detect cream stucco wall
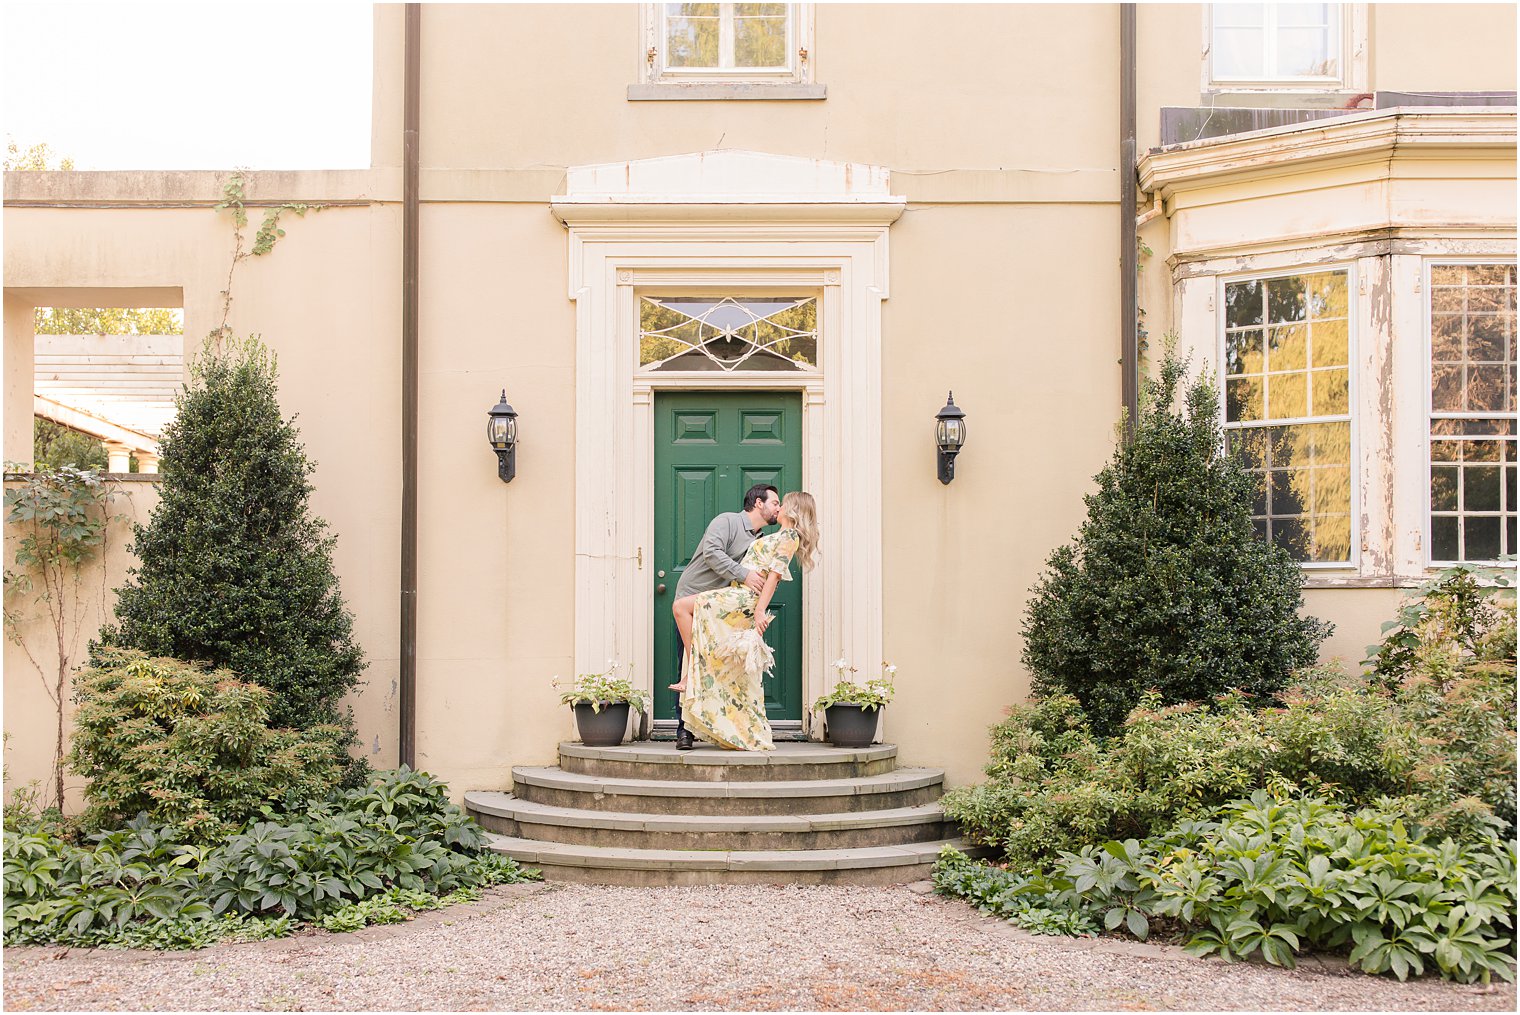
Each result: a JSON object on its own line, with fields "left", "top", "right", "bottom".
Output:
{"left": 371, "top": 3, "right": 1121, "bottom": 173}
{"left": 4, "top": 4, "right": 1515, "bottom": 806}
{"left": 1370, "top": 4, "right": 1518, "bottom": 92}
{"left": 4, "top": 178, "right": 403, "bottom": 782}
{"left": 882, "top": 202, "right": 1119, "bottom": 782}
{"left": 411, "top": 201, "right": 578, "bottom": 786}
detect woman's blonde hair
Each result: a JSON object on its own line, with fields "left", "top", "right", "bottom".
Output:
{"left": 781, "top": 491, "right": 818, "bottom": 571}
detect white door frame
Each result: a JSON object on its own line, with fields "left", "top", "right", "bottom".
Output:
{"left": 551, "top": 152, "right": 905, "bottom": 736}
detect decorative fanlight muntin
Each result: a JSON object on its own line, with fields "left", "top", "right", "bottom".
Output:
{"left": 638, "top": 295, "right": 818, "bottom": 372}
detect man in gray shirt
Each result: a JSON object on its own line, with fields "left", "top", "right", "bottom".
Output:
{"left": 671, "top": 483, "right": 780, "bottom": 750}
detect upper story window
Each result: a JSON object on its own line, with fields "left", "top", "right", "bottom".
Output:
{"left": 662, "top": 4, "right": 789, "bottom": 74}
{"left": 1222, "top": 268, "right": 1354, "bottom": 565}
{"left": 638, "top": 3, "right": 817, "bottom": 94}
{"left": 1208, "top": 3, "right": 1357, "bottom": 89}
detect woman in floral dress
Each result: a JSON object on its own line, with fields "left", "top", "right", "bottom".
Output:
{"left": 668, "top": 491, "right": 818, "bottom": 751}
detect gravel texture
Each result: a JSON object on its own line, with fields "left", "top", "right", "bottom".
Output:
{"left": 5, "top": 881, "right": 1515, "bottom": 1012}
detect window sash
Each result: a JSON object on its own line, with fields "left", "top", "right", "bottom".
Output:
{"left": 1211, "top": 3, "right": 1345, "bottom": 85}
{"left": 1425, "top": 260, "right": 1519, "bottom": 565}
{"left": 1220, "top": 266, "right": 1356, "bottom": 566}
{"left": 658, "top": 4, "right": 795, "bottom": 77}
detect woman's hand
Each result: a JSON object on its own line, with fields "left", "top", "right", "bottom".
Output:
{"left": 753, "top": 571, "right": 781, "bottom": 636}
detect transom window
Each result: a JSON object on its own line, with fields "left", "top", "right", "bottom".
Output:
{"left": 1428, "top": 263, "right": 1518, "bottom": 563}
{"left": 1222, "top": 269, "right": 1353, "bottom": 564}
{"left": 1211, "top": 3, "right": 1344, "bottom": 84}
{"left": 639, "top": 296, "right": 817, "bottom": 372}
{"left": 653, "top": 4, "right": 798, "bottom": 78}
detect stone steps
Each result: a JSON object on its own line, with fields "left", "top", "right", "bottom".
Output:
{"left": 510, "top": 766, "right": 945, "bottom": 815}
{"left": 466, "top": 792, "right": 954, "bottom": 849}
{"left": 557, "top": 741, "right": 900, "bottom": 781}
{"left": 482, "top": 831, "right": 975, "bottom": 886}
{"left": 466, "top": 742, "right": 977, "bottom": 885}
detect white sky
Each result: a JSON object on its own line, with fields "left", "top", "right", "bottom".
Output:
{"left": 2, "top": 0, "right": 373, "bottom": 170}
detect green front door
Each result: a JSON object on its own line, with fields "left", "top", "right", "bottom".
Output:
{"left": 653, "top": 391, "right": 803, "bottom": 725}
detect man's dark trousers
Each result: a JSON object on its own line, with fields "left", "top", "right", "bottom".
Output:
{"left": 673, "top": 619, "right": 689, "bottom": 742}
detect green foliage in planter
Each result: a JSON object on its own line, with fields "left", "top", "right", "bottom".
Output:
{"left": 811, "top": 660, "right": 897, "bottom": 713}
{"left": 3, "top": 767, "right": 539, "bottom": 950}
{"left": 1022, "top": 346, "right": 1329, "bottom": 735}
{"left": 944, "top": 655, "right": 1515, "bottom": 864}
{"left": 936, "top": 790, "right": 1517, "bottom": 983}
{"left": 101, "top": 336, "right": 365, "bottom": 777}
{"left": 66, "top": 649, "right": 346, "bottom": 843}
{"left": 555, "top": 662, "right": 649, "bottom": 713}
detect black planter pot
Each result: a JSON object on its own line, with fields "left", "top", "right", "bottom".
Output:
{"left": 572, "top": 701, "right": 631, "bottom": 747}
{"left": 824, "top": 703, "right": 879, "bottom": 748}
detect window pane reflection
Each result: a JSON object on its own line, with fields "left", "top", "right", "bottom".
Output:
{"left": 1229, "top": 421, "right": 1352, "bottom": 563}
{"left": 1428, "top": 263, "right": 1518, "bottom": 562}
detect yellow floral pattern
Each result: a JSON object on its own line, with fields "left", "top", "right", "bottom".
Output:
{"left": 680, "top": 528, "right": 800, "bottom": 751}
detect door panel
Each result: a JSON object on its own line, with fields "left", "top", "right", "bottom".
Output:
{"left": 654, "top": 391, "right": 803, "bottom": 724}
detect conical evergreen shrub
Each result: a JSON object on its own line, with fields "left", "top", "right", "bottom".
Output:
{"left": 1022, "top": 345, "right": 1330, "bottom": 735}
{"left": 105, "top": 336, "right": 365, "bottom": 774}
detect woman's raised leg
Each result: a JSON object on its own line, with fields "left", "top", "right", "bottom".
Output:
{"left": 669, "top": 594, "right": 697, "bottom": 691}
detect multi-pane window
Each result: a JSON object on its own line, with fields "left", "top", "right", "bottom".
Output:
{"left": 1428, "top": 263, "right": 1518, "bottom": 562}
{"left": 1223, "top": 270, "right": 1353, "bottom": 563}
{"left": 1211, "top": 3, "right": 1343, "bottom": 84}
{"left": 658, "top": 4, "right": 793, "bottom": 76}
{"left": 639, "top": 296, "right": 817, "bottom": 372}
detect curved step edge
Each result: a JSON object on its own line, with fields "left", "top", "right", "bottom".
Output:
{"left": 510, "top": 767, "right": 944, "bottom": 799}
{"left": 557, "top": 741, "right": 899, "bottom": 768}
{"left": 465, "top": 791, "right": 946, "bottom": 833}
{"left": 485, "top": 831, "right": 983, "bottom": 872}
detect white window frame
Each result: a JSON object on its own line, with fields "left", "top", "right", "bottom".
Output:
{"left": 642, "top": 3, "right": 813, "bottom": 84}
{"left": 1423, "top": 257, "right": 1519, "bottom": 567}
{"left": 1216, "top": 262, "right": 1360, "bottom": 570}
{"left": 1203, "top": 3, "right": 1368, "bottom": 94}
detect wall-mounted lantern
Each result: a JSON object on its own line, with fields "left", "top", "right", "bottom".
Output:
{"left": 487, "top": 389, "right": 519, "bottom": 483}
{"left": 935, "top": 391, "right": 966, "bottom": 485}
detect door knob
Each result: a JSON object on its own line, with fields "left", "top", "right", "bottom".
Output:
{"left": 656, "top": 583, "right": 667, "bottom": 594}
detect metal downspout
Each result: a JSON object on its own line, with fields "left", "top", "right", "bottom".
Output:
{"left": 1120, "top": 3, "right": 1139, "bottom": 434}
{"left": 401, "top": 2, "right": 420, "bottom": 768}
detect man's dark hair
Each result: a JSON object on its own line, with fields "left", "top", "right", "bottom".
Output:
{"left": 743, "top": 484, "right": 779, "bottom": 511}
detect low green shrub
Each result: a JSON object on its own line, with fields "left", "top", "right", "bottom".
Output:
{"left": 936, "top": 790, "right": 1517, "bottom": 983}
{"left": 3, "top": 767, "right": 539, "bottom": 949}
{"left": 67, "top": 649, "right": 347, "bottom": 842}
{"left": 947, "top": 570, "right": 1517, "bottom": 863}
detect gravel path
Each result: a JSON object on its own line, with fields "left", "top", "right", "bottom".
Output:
{"left": 5, "top": 882, "right": 1515, "bottom": 1011}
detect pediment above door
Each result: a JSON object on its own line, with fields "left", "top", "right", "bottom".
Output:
{"left": 551, "top": 150, "right": 905, "bottom": 225}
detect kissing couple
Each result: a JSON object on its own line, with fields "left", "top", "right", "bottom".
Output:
{"left": 667, "top": 485, "right": 818, "bottom": 752}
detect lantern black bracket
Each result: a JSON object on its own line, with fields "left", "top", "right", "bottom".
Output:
{"left": 935, "top": 391, "right": 966, "bottom": 485}
{"left": 487, "top": 389, "right": 519, "bottom": 483}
